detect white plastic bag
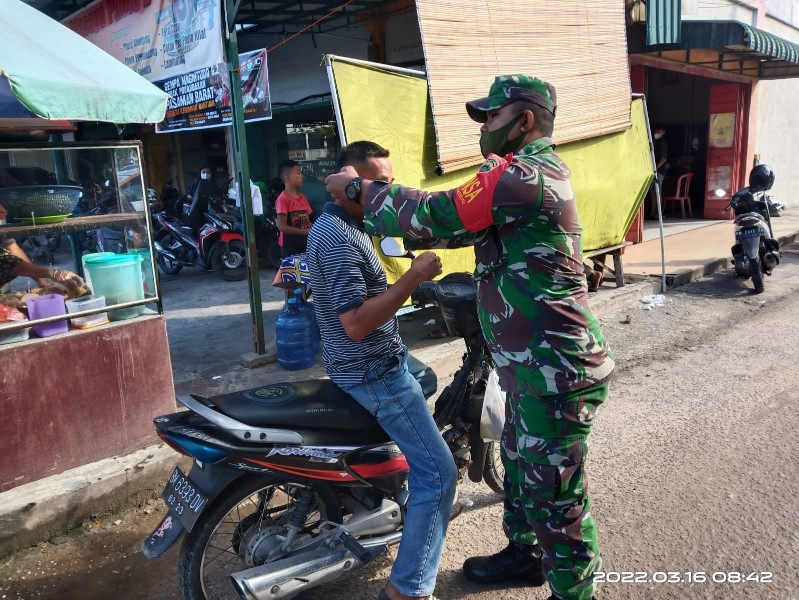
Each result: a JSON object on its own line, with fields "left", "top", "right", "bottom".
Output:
{"left": 480, "top": 368, "right": 506, "bottom": 441}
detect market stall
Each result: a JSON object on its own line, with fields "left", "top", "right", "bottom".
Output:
{"left": 0, "top": 1, "right": 174, "bottom": 492}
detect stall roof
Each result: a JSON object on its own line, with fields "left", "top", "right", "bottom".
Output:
{"left": 630, "top": 20, "right": 799, "bottom": 79}
{"left": 3, "top": 0, "right": 168, "bottom": 124}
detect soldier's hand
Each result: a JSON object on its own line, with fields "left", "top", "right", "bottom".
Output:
{"left": 410, "top": 252, "right": 442, "bottom": 281}
{"left": 325, "top": 166, "right": 360, "bottom": 201}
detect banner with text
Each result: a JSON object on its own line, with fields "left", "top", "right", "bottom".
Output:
{"left": 63, "top": 0, "right": 224, "bottom": 83}
{"left": 155, "top": 49, "right": 272, "bottom": 132}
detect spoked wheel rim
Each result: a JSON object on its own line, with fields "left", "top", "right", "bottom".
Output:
{"left": 197, "top": 481, "right": 338, "bottom": 600}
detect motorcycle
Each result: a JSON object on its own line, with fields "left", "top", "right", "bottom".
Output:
{"left": 71, "top": 179, "right": 121, "bottom": 254}
{"left": 153, "top": 187, "right": 248, "bottom": 282}
{"left": 18, "top": 233, "right": 61, "bottom": 265}
{"left": 226, "top": 178, "right": 282, "bottom": 269}
{"left": 726, "top": 164, "right": 781, "bottom": 294}
{"left": 142, "top": 242, "right": 504, "bottom": 600}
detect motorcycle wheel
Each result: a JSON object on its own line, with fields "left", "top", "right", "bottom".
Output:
{"left": 156, "top": 233, "right": 184, "bottom": 275}
{"left": 265, "top": 236, "right": 282, "bottom": 269}
{"left": 482, "top": 440, "right": 505, "bottom": 497}
{"left": 211, "top": 240, "right": 248, "bottom": 281}
{"left": 177, "top": 476, "right": 342, "bottom": 600}
{"left": 750, "top": 256, "right": 765, "bottom": 294}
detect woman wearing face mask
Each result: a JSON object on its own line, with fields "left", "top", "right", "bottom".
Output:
{"left": 186, "top": 166, "right": 213, "bottom": 203}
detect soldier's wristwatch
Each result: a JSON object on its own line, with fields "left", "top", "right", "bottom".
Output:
{"left": 344, "top": 177, "right": 363, "bottom": 202}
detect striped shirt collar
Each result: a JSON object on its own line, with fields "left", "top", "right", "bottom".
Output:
{"left": 323, "top": 201, "right": 364, "bottom": 231}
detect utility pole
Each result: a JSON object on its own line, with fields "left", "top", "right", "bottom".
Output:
{"left": 224, "top": 0, "right": 265, "bottom": 354}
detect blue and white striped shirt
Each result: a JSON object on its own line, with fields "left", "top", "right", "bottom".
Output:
{"left": 307, "top": 203, "right": 404, "bottom": 385}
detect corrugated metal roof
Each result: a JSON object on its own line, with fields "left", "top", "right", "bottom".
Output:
{"left": 741, "top": 22, "right": 799, "bottom": 64}
{"left": 646, "top": 0, "right": 682, "bottom": 45}
{"left": 629, "top": 20, "right": 799, "bottom": 79}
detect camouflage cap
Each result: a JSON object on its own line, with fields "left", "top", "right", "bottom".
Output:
{"left": 466, "top": 74, "right": 557, "bottom": 123}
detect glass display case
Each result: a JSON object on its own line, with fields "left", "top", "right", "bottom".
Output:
{"left": 0, "top": 141, "right": 160, "bottom": 344}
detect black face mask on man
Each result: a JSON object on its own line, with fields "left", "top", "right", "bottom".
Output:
{"left": 479, "top": 113, "right": 526, "bottom": 158}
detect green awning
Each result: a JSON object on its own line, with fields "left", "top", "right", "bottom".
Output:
{"left": 630, "top": 20, "right": 799, "bottom": 79}
{"left": 646, "top": 0, "right": 682, "bottom": 46}
{"left": 0, "top": 0, "right": 168, "bottom": 125}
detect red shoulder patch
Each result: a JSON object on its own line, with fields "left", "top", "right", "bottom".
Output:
{"left": 455, "top": 153, "right": 511, "bottom": 232}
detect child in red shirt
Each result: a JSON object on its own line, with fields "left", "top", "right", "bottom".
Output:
{"left": 274, "top": 160, "right": 313, "bottom": 257}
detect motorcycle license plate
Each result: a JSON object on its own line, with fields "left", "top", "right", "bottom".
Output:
{"left": 736, "top": 227, "right": 760, "bottom": 239}
{"left": 161, "top": 467, "right": 208, "bottom": 532}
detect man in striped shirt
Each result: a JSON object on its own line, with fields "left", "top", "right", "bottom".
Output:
{"left": 306, "top": 141, "right": 457, "bottom": 600}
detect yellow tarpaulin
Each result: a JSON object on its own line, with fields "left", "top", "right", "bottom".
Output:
{"left": 329, "top": 58, "right": 653, "bottom": 282}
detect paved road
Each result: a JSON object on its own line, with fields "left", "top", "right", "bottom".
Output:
{"left": 2, "top": 245, "right": 799, "bottom": 599}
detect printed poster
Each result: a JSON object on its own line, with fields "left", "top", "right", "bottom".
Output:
{"left": 63, "top": 0, "right": 224, "bottom": 83}
{"left": 155, "top": 49, "right": 272, "bottom": 132}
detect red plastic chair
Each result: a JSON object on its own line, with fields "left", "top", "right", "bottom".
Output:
{"left": 662, "top": 173, "right": 693, "bottom": 218}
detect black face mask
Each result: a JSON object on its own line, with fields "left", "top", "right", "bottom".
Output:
{"left": 479, "top": 113, "right": 525, "bottom": 158}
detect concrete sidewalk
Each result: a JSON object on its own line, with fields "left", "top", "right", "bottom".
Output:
{"left": 2, "top": 210, "right": 798, "bottom": 554}
{"left": 624, "top": 211, "right": 799, "bottom": 286}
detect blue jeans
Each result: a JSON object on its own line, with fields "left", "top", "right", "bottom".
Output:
{"left": 338, "top": 349, "right": 457, "bottom": 597}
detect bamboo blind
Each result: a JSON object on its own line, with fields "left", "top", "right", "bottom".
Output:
{"left": 415, "top": 0, "right": 632, "bottom": 173}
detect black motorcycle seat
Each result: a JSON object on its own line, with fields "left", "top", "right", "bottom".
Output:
{"left": 203, "top": 356, "right": 437, "bottom": 434}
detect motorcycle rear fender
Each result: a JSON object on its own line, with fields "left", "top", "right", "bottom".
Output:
{"left": 220, "top": 231, "right": 244, "bottom": 243}
{"left": 141, "top": 512, "right": 185, "bottom": 559}
{"left": 742, "top": 236, "right": 761, "bottom": 260}
{"left": 141, "top": 461, "right": 244, "bottom": 560}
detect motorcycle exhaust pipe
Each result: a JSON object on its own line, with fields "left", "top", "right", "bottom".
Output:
{"left": 231, "top": 533, "right": 401, "bottom": 600}
{"left": 153, "top": 240, "right": 177, "bottom": 261}
{"left": 231, "top": 546, "right": 361, "bottom": 600}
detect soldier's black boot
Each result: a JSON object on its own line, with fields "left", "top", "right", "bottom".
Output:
{"left": 462, "top": 541, "right": 546, "bottom": 585}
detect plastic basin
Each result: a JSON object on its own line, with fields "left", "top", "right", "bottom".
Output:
{"left": 84, "top": 254, "right": 145, "bottom": 321}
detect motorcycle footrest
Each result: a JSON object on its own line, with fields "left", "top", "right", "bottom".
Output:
{"left": 340, "top": 531, "right": 386, "bottom": 563}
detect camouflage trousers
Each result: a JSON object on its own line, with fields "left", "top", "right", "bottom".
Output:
{"left": 502, "top": 380, "right": 608, "bottom": 600}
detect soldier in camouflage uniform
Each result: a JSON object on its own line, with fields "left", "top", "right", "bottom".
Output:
{"left": 326, "top": 75, "right": 614, "bottom": 600}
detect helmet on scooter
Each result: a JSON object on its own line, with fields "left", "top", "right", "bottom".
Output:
{"left": 749, "top": 164, "right": 775, "bottom": 191}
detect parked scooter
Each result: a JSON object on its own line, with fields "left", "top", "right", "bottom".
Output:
{"left": 225, "top": 178, "right": 282, "bottom": 269}
{"left": 142, "top": 242, "right": 504, "bottom": 600}
{"left": 726, "top": 164, "right": 781, "bottom": 294}
{"left": 72, "top": 178, "right": 121, "bottom": 253}
{"left": 153, "top": 181, "right": 248, "bottom": 281}
{"left": 18, "top": 233, "right": 60, "bottom": 265}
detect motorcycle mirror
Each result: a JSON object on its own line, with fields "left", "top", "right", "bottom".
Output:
{"left": 379, "top": 237, "right": 413, "bottom": 258}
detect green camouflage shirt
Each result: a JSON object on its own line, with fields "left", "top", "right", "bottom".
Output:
{"left": 363, "top": 137, "right": 614, "bottom": 396}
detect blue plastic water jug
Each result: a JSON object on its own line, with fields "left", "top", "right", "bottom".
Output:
{"left": 275, "top": 298, "right": 315, "bottom": 370}
{"left": 293, "top": 288, "right": 320, "bottom": 353}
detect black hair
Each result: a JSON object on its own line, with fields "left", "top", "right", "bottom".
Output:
{"left": 278, "top": 159, "right": 300, "bottom": 180}
{"left": 335, "top": 141, "right": 390, "bottom": 171}
{"left": 514, "top": 101, "right": 554, "bottom": 138}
